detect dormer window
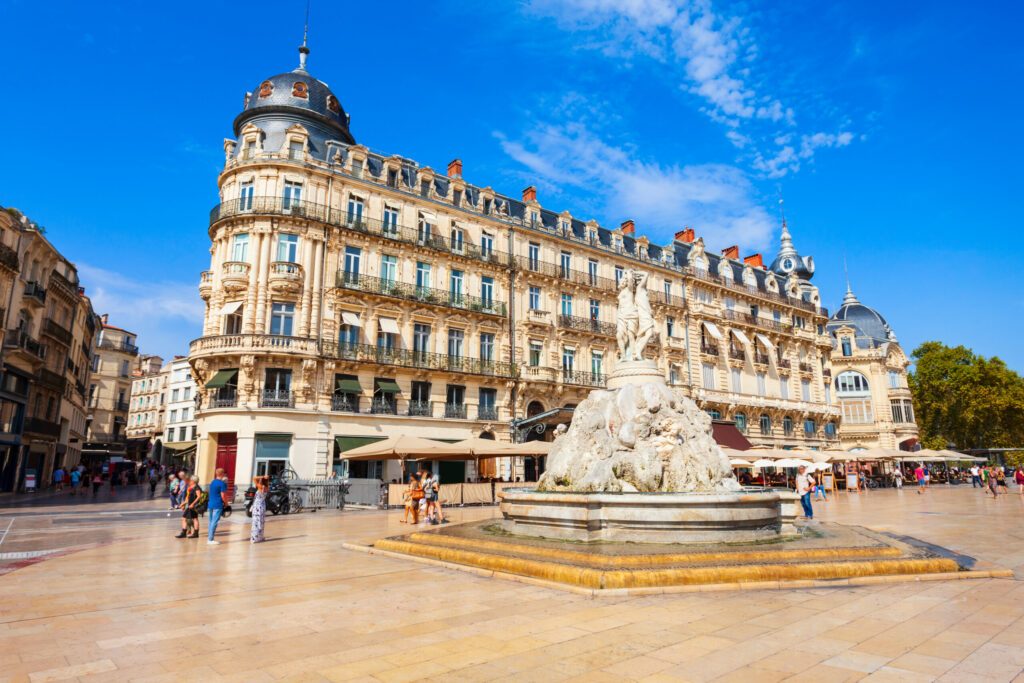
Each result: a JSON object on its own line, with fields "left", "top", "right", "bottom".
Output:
{"left": 560, "top": 220, "right": 568, "bottom": 234}
{"left": 258, "top": 80, "right": 273, "bottom": 98}
{"left": 292, "top": 81, "right": 308, "bottom": 99}
{"left": 841, "top": 337, "right": 852, "bottom": 357}
{"left": 387, "top": 169, "right": 398, "bottom": 188}
{"left": 452, "top": 189, "right": 462, "bottom": 206}
{"left": 288, "top": 140, "right": 303, "bottom": 161}
{"left": 530, "top": 211, "right": 538, "bottom": 227}
{"left": 242, "top": 139, "right": 256, "bottom": 160}
{"left": 420, "top": 180, "right": 430, "bottom": 198}
{"left": 483, "top": 198, "right": 492, "bottom": 215}
{"left": 351, "top": 158, "right": 363, "bottom": 179}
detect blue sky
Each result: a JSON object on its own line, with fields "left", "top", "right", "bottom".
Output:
{"left": 0, "top": 0, "right": 1021, "bottom": 370}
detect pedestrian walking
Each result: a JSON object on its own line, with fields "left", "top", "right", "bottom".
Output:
{"left": 69, "top": 468, "right": 81, "bottom": 495}
{"left": 53, "top": 466, "right": 65, "bottom": 492}
{"left": 989, "top": 467, "right": 1000, "bottom": 497}
{"left": 91, "top": 471, "right": 103, "bottom": 496}
{"left": 177, "top": 476, "right": 203, "bottom": 539}
{"left": 813, "top": 471, "right": 828, "bottom": 501}
{"left": 207, "top": 468, "right": 229, "bottom": 545}
{"left": 167, "top": 473, "right": 179, "bottom": 509}
{"left": 250, "top": 475, "right": 269, "bottom": 543}
{"left": 970, "top": 465, "right": 981, "bottom": 488}
{"left": 914, "top": 463, "right": 926, "bottom": 494}
{"left": 796, "top": 465, "right": 814, "bottom": 520}
{"left": 893, "top": 468, "right": 903, "bottom": 489}
{"left": 1015, "top": 466, "right": 1024, "bottom": 495}
{"left": 149, "top": 470, "right": 159, "bottom": 497}
{"left": 401, "top": 474, "right": 418, "bottom": 523}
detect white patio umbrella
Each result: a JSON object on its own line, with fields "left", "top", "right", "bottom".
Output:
{"left": 752, "top": 458, "right": 777, "bottom": 468}
{"left": 776, "top": 458, "right": 813, "bottom": 468}
{"left": 730, "top": 458, "right": 753, "bottom": 467}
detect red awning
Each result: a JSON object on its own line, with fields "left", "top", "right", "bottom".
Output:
{"left": 711, "top": 421, "right": 752, "bottom": 450}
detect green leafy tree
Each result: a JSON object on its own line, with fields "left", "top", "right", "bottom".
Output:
{"left": 909, "top": 342, "right": 1024, "bottom": 451}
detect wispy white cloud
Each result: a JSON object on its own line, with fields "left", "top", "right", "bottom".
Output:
{"left": 524, "top": 0, "right": 854, "bottom": 176}
{"left": 497, "top": 122, "right": 774, "bottom": 250}
{"left": 78, "top": 263, "right": 203, "bottom": 360}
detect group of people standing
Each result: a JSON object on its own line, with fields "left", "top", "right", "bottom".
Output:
{"left": 167, "top": 468, "right": 229, "bottom": 544}
{"left": 51, "top": 463, "right": 141, "bottom": 497}
{"left": 401, "top": 468, "right": 448, "bottom": 525}
{"left": 969, "top": 464, "right": 1024, "bottom": 497}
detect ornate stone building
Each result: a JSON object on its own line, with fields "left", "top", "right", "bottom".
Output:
{"left": 127, "top": 356, "right": 198, "bottom": 464}
{"left": 827, "top": 286, "right": 919, "bottom": 450}
{"left": 191, "top": 49, "right": 841, "bottom": 488}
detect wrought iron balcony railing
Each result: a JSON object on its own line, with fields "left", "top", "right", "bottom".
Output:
{"left": 408, "top": 400, "right": 433, "bottom": 417}
{"left": 24, "top": 417, "right": 61, "bottom": 437}
{"left": 477, "top": 406, "right": 498, "bottom": 421}
{"left": 260, "top": 390, "right": 295, "bottom": 408}
{"left": 557, "top": 314, "right": 616, "bottom": 337}
{"left": 513, "top": 256, "right": 617, "bottom": 291}
{"left": 24, "top": 281, "right": 47, "bottom": 305}
{"left": 701, "top": 342, "right": 719, "bottom": 356}
{"left": 370, "top": 397, "right": 398, "bottom": 415}
{"left": 728, "top": 347, "right": 746, "bottom": 361}
{"left": 560, "top": 369, "right": 607, "bottom": 388}
{"left": 322, "top": 342, "right": 516, "bottom": 378}
{"left": 210, "top": 196, "right": 513, "bottom": 268}
{"left": 331, "top": 395, "right": 360, "bottom": 413}
{"left": 42, "top": 318, "right": 72, "bottom": 346}
{"left": 444, "top": 403, "right": 467, "bottom": 419}
{"left": 6, "top": 330, "right": 46, "bottom": 360}
{"left": 98, "top": 338, "right": 139, "bottom": 355}
{"left": 209, "top": 389, "right": 238, "bottom": 408}
{"left": 336, "top": 272, "right": 507, "bottom": 316}
{"left": 0, "top": 242, "right": 19, "bottom": 272}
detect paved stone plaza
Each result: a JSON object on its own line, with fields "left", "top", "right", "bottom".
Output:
{"left": 1, "top": 486, "right": 1023, "bottom": 682}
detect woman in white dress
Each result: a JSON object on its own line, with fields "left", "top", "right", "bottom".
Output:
{"left": 250, "top": 476, "right": 268, "bottom": 543}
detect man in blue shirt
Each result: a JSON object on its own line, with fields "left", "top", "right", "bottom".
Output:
{"left": 207, "top": 469, "right": 229, "bottom": 545}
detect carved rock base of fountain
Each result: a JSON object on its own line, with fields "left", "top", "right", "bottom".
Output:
{"left": 499, "top": 488, "right": 799, "bottom": 544}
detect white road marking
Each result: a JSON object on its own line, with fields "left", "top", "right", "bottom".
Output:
{"left": 0, "top": 519, "right": 12, "bottom": 546}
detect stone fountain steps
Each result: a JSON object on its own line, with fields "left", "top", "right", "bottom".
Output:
{"left": 369, "top": 522, "right": 984, "bottom": 592}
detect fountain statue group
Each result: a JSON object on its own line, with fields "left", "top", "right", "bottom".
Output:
{"left": 537, "top": 268, "right": 739, "bottom": 494}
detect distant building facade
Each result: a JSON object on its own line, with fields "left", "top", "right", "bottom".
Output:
{"left": 127, "top": 356, "right": 197, "bottom": 464}
{"left": 827, "top": 287, "right": 919, "bottom": 451}
{"left": 0, "top": 206, "right": 102, "bottom": 492}
{"left": 190, "top": 50, "right": 843, "bottom": 490}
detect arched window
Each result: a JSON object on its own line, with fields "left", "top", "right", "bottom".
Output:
{"left": 707, "top": 409, "right": 721, "bottom": 420}
{"left": 527, "top": 401, "right": 545, "bottom": 417}
{"left": 804, "top": 418, "right": 817, "bottom": 435}
{"left": 824, "top": 422, "right": 837, "bottom": 438}
{"left": 759, "top": 414, "right": 771, "bottom": 435}
{"left": 734, "top": 412, "right": 747, "bottom": 433}
{"left": 836, "top": 371, "right": 870, "bottom": 395}
{"left": 783, "top": 415, "right": 793, "bottom": 436}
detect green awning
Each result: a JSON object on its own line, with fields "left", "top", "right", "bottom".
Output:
{"left": 376, "top": 379, "right": 401, "bottom": 393}
{"left": 335, "top": 436, "right": 386, "bottom": 453}
{"left": 335, "top": 378, "right": 362, "bottom": 393}
{"left": 205, "top": 369, "right": 238, "bottom": 389}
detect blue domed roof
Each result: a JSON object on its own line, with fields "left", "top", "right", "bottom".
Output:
{"left": 828, "top": 287, "right": 894, "bottom": 346}
{"left": 234, "top": 59, "right": 354, "bottom": 145}
{"left": 768, "top": 221, "right": 815, "bottom": 280}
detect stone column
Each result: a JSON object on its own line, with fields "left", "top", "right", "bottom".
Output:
{"left": 298, "top": 236, "right": 314, "bottom": 337}
{"left": 243, "top": 232, "right": 262, "bottom": 334}
{"left": 309, "top": 238, "right": 324, "bottom": 341}
{"left": 254, "top": 231, "right": 272, "bottom": 334}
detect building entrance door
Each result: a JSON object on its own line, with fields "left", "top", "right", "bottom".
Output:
{"left": 215, "top": 433, "right": 237, "bottom": 496}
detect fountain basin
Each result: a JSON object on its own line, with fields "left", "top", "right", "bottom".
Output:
{"left": 499, "top": 488, "right": 800, "bottom": 544}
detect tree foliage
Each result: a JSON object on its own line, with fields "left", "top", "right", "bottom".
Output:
{"left": 909, "top": 341, "right": 1024, "bottom": 451}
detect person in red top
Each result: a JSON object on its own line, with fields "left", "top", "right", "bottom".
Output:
{"left": 1014, "top": 466, "right": 1024, "bottom": 495}
{"left": 914, "top": 464, "right": 926, "bottom": 494}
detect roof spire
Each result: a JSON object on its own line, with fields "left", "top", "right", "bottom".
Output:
{"left": 297, "top": 0, "right": 310, "bottom": 71}
{"left": 777, "top": 197, "right": 797, "bottom": 259}
{"left": 842, "top": 256, "right": 859, "bottom": 305}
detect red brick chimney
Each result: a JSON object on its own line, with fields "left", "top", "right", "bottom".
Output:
{"left": 522, "top": 185, "right": 537, "bottom": 203}
{"left": 675, "top": 228, "right": 695, "bottom": 243}
{"left": 743, "top": 253, "right": 764, "bottom": 268}
{"left": 721, "top": 245, "right": 739, "bottom": 259}
{"left": 619, "top": 219, "right": 635, "bottom": 235}
{"left": 447, "top": 158, "right": 462, "bottom": 179}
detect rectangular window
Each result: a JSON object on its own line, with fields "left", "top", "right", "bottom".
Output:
{"left": 376, "top": 323, "right": 395, "bottom": 352}
{"left": 664, "top": 280, "right": 672, "bottom": 304}
{"left": 417, "top": 214, "right": 433, "bottom": 243}
{"left": 591, "top": 351, "right": 603, "bottom": 378}
{"left": 615, "top": 266, "right": 624, "bottom": 286}
{"left": 239, "top": 182, "right": 254, "bottom": 210}
{"left": 804, "top": 419, "right": 816, "bottom": 435}
{"left": 756, "top": 372, "right": 767, "bottom": 397}
{"left": 528, "top": 243, "right": 540, "bottom": 270}
{"left": 903, "top": 400, "right": 915, "bottom": 423}
{"left": 120, "top": 360, "right": 129, "bottom": 377}
{"left": 780, "top": 376, "right": 790, "bottom": 400}
{"left": 179, "top": 426, "right": 188, "bottom": 442}
{"left": 561, "top": 347, "right": 575, "bottom": 374}
{"left": 447, "top": 329, "right": 464, "bottom": 358}
{"left": 169, "top": 409, "right": 177, "bottom": 423}
{"left": 702, "top": 363, "right": 716, "bottom": 390}
{"left": 449, "top": 270, "right": 464, "bottom": 302}
{"left": 450, "top": 226, "right": 464, "bottom": 254}
{"left": 479, "top": 333, "right": 494, "bottom": 362}
{"left": 339, "top": 322, "right": 359, "bottom": 347}
{"left": 529, "top": 286, "right": 541, "bottom": 310}
{"left": 420, "top": 180, "right": 430, "bottom": 197}
{"left": 479, "top": 387, "right": 496, "bottom": 411}
{"left": 383, "top": 206, "right": 400, "bottom": 235}
{"left": 264, "top": 368, "right": 291, "bottom": 394}
{"left": 282, "top": 181, "right": 302, "bottom": 210}
{"left": 415, "top": 262, "right": 431, "bottom": 291}
{"left": 184, "top": 387, "right": 191, "bottom": 400}
{"left": 560, "top": 251, "right": 572, "bottom": 278}
{"left": 891, "top": 400, "right": 905, "bottom": 423}
{"left": 824, "top": 385, "right": 831, "bottom": 404}
{"left": 888, "top": 370, "right": 900, "bottom": 389}
{"left": 231, "top": 233, "right": 249, "bottom": 262}
{"left": 270, "top": 302, "right": 295, "bottom": 336}
{"left": 481, "top": 232, "right": 494, "bottom": 258}
{"left": 724, "top": 297, "right": 735, "bottom": 311}
{"left": 347, "top": 196, "right": 364, "bottom": 225}
{"left": 171, "top": 388, "right": 180, "bottom": 402}
{"left": 413, "top": 324, "right": 431, "bottom": 355}
{"left": 731, "top": 368, "right": 742, "bottom": 394}
{"left": 446, "top": 384, "right": 465, "bottom": 407}
{"left": 560, "top": 293, "right": 573, "bottom": 317}
{"left": 588, "top": 259, "right": 598, "bottom": 285}
{"left": 481, "top": 276, "right": 494, "bottom": 307}
{"left": 529, "top": 341, "right": 542, "bottom": 367}
{"left": 224, "top": 304, "right": 243, "bottom": 334}
{"left": 842, "top": 399, "right": 873, "bottom": 424}
{"left": 666, "top": 316, "right": 675, "bottom": 338}
{"left": 842, "top": 338, "right": 852, "bottom": 356}
{"left": 800, "top": 379, "right": 811, "bottom": 402}
{"left": 288, "top": 139, "right": 303, "bottom": 160}
{"left": 590, "top": 299, "right": 600, "bottom": 321}
{"left": 452, "top": 189, "right": 462, "bottom": 206}
{"left": 181, "top": 407, "right": 190, "bottom": 422}
{"left": 380, "top": 255, "right": 397, "bottom": 283}
{"left": 343, "top": 246, "right": 361, "bottom": 279}
{"left": 276, "top": 233, "right": 299, "bottom": 262}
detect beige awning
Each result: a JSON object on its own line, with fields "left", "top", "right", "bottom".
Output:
{"left": 341, "top": 311, "right": 361, "bottom": 327}
{"left": 219, "top": 301, "right": 243, "bottom": 316}
{"left": 731, "top": 329, "right": 751, "bottom": 347}
{"left": 755, "top": 333, "right": 775, "bottom": 353}
{"left": 378, "top": 317, "right": 400, "bottom": 334}
{"left": 702, "top": 321, "right": 722, "bottom": 340}
{"left": 342, "top": 434, "right": 466, "bottom": 461}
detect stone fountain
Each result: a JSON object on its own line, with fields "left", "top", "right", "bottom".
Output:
{"left": 500, "top": 269, "right": 799, "bottom": 543}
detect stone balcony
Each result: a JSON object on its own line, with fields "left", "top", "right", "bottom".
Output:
{"left": 189, "top": 334, "right": 321, "bottom": 358}
{"left": 269, "top": 261, "right": 304, "bottom": 295}
{"left": 221, "top": 261, "right": 250, "bottom": 291}
{"left": 199, "top": 271, "right": 213, "bottom": 299}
